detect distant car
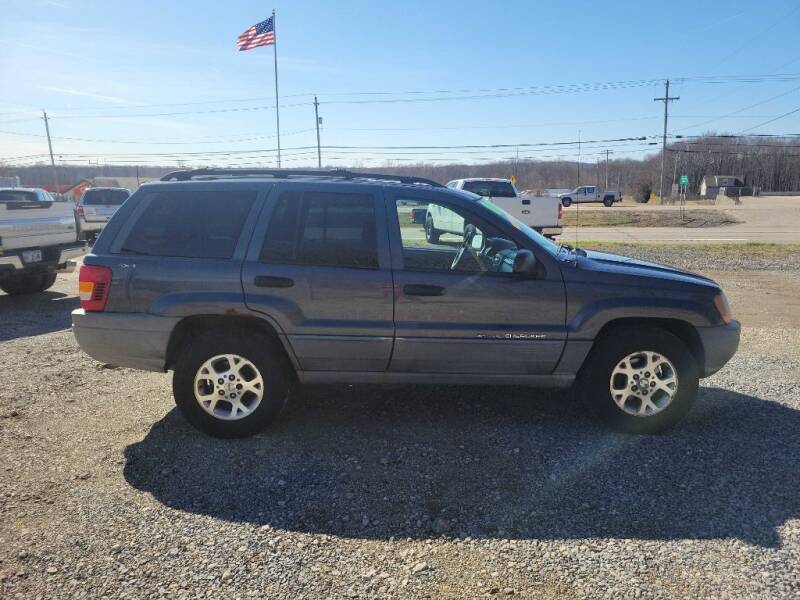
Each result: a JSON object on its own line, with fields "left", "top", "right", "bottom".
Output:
{"left": 559, "top": 186, "right": 621, "bottom": 207}
{"left": 0, "top": 187, "right": 84, "bottom": 295}
{"left": 75, "top": 187, "right": 131, "bottom": 241}
{"left": 445, "top": 178, "right": 562, "bottom": 238}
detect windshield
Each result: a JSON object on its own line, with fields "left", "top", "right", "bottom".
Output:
{"left": 83, "top": 189, "right": 130, "bottom": 205}
{"left": 0, "top": 190, "right": 39, "bottom": 203}
{"left": 477, "top": 198, "right": 560, "bottom": 255}
{"left": 462, "top": 180, "right": 517, "bottom": 198}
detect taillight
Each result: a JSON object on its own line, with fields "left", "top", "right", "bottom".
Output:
{"left": 558, "top": 203, "right": 564, "bottom": 220}
{"left": 75, "top": 205, "right": 85, "bottom": 217}
{"left": 79, "top": 264, "right": 111, "bottom": 311}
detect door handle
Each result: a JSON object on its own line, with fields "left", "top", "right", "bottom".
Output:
{"left": 403, "top": 284, "right": 445, "bottom": 296}
{"left": 254, "top": 275, "right": 294, "bottom": 288}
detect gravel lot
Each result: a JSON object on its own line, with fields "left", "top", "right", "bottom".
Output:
{"left": 1, "top": 246, "right": 799, "bottom": 599}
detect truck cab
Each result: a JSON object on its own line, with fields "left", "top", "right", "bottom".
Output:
{"left": 445, "top": 178, "right": 562, "bottom": 238}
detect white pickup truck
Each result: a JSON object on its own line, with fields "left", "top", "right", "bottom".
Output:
{"left": 0, "top": 188, "right": 85, "bottom": 295}
{"left": 445, "top": 178, "right": 562, "bottom": 238}
{"left": 558, "top": 185, "right": 621, "bottom": 207}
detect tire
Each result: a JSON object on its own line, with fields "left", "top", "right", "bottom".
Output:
{"left": 603, "top": 196, "right": 614, "bottom": 207}
{"left": 575, "top": 326, "right": 699, "bottom": 434}
{"left": 561, "top": 197, "right": 572, "bottom": 207}
{"left": 40, "top": 272, "right": 57, "bottom": 291}
{"left": 425, "top": 215, "right": 441, "bottom": 243}
{"left": 172, "top": 330, "right": 292, "bottom": 438}
{"left": 0, "top": 272, "right": 55, "bottom": 296}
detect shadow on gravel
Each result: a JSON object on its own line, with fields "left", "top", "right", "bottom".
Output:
{"left": 124, "top": 386, "right": 799, "bottom": 548}
{"left": 0, "top": 291, "right": 78, "bottom": 341}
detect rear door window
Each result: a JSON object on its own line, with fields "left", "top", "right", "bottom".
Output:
{"left": 0, "top": 190, "right": 39, "bottom": 203}
{"left": 83, "top": 189, "right": 130, "bottom": 205}
{"left": 120, "top": 190, "right": 256, "bottom": 259}
{"left": 461, "top": 181, "right": 517, "bottom": 197}
{"left": 260, "top": 190, "right": 378, "bottom": 269}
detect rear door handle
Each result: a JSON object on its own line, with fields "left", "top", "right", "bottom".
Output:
{"left": 254, "top": 275, "right": 294, "bottom": 288}
{"left": 403, "top": 284, "right": 445, "bottom": 296}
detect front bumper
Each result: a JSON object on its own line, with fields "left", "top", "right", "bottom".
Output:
{"left": 697, "top": 320, "right": 741, "bottom": 377}
{"left": 0, "top": 243, "right": 86, "bottom": 274}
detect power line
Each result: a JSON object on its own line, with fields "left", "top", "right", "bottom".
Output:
{"left": 737, "top": 105, "right": 800, "bottom": 134}
{"left": 7, "top": 72, "right": 800, "bottom": 124}
{"left": 673, "top": 83, "right": 800, "bottom": 132}
{"left": 0, "top": 127, "right": 315, "bottom": 145}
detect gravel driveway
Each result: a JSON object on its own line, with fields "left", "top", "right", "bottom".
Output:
{"left": 1, "top": 247, "right": 798, "bottom": 599}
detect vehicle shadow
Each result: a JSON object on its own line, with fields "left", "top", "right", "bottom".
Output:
{"left": 0, "top": 291, "right": 78, "bottom": 341}
{"left": 123, "top": 386, "right": 799, "bottom": 548}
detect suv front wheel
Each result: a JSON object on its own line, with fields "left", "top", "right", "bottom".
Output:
{"left": 575, "top": 326, "right": 699, "bottom": 434}
{"left": 172, "top": 330, "right": 291, "bottom": 438}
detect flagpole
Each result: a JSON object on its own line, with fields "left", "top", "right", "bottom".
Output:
{"left": 272, "top": 8, "right": 281, "bottom": 168}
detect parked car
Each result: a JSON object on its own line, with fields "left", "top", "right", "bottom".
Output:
{"left": 71, "top": 168, "right": 739, "bottom": 438}
{"left": 75, "top": 187, "right": 131, "bottom": 241}
{"left": 0, "top": 187, "right": 84, "bottom": 295}
{"left": 446, "top": 178, "right": 562, "bottom": 238}
{"left": 559, "top": 186, "right": 621, "bottom": 207}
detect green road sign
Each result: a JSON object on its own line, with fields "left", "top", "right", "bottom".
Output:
{"left": 679, "top": 175, "right": 689, "bottom": 185}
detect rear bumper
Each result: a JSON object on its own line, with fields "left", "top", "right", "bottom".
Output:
{"left": 541, "top": 226, "right": 563, "bottom": 237}
{"left": 0, "top": 243, "right": 86, "bottom": 274}
{"left": 79, "top": 220, "right": 105, "bottom": 233}
{"left": 697, "top": 321, "right": 741, "bottom": 377}
{"left": 72, "top": 309, "right": 179, "bottom": 372}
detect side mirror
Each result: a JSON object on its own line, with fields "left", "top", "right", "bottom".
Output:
{"left": 513, "top": 249, "right": 537, "bottom": 276}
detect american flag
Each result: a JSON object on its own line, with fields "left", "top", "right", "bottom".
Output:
{"left": 237, "top": 16, "right": 275, "bottom": 51}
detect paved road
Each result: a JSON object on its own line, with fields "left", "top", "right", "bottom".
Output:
{"left": 560, "top": 196, "right": 800, "bottom": 244}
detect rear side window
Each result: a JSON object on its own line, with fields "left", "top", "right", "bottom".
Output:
{"left": 83, "top": 189, "right": 130, "bottom": 205}
{"left": 0, "top": 190, "right": 39, "bottom": 203}
{"left": 462, "top": 181, "right": 516, "bottom": 198}
{"left": 260, "top": 191, "right": 378, "bottom": 269}
{"left": 120, "top": 190, "right": 255, "bottom": 259}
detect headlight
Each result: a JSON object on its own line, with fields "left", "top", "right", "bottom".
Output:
{"left": 713, "top": 292, "right": 734, "bottom": 324}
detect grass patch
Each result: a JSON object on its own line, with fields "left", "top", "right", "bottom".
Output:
{"left": 577, "top": 241, "right": 800, "bottom": 254}
{"left": 562, "top": 209, "right": 740, "bottom": 228}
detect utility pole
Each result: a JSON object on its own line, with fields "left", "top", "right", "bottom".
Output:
{"left": 605, "top": 149, "right": 610, "bottom": 189}
{"left": 42, "top": 110, "right": 60, "bottom": 192}
{"left": 654, "top": 79, "right": 679, "bottom": 203}
{"left": 313, "top": 96, "right": 322, "bottom": 168}
{"left": 576, "top": 130, "right": 581, "bottom": 186}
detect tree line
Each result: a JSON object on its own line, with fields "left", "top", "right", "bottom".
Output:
{"left": 2, "top": 134, "right": 799, "bottom": 197}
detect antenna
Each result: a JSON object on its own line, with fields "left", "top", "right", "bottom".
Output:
{"left": 575, "top": 130, "right": 581, "bottom": 252}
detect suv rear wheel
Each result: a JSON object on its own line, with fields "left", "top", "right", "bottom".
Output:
{"left": 172, "top": 330, "right": 291, "bottom": 438}
{"left": 575, "top": 326, "right": 699, "bottom": 433}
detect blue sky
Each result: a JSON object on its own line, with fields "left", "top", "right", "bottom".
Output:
{"left": 1, "top": 0, "right": 799, "bottom": 169}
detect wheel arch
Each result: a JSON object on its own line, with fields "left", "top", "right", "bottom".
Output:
{"left": 586, "top": 317, "right": 704, "bottom": 374}
{"left": 165, "top": 314, "right": 299, "bottom": 376}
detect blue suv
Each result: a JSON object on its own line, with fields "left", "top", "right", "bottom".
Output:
{"left": 71, "top": 169, "right": 739, "bottom": 438}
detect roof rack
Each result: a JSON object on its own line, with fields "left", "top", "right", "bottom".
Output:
{"left": 159, "top": 168, "right": 443, "bottom": 187}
